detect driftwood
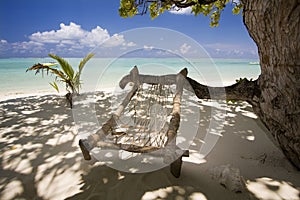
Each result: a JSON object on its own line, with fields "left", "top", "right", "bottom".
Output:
{"left": 119, "top": 67, "right": 259, "bottom": 102}
{"left": 86, "top": 67, "right": 187, "bottom": 151}
{"left": 93, "top": 141, "right": 189, "bottom": 157}
{"left": 79, "top": 66, "right": 190, "bottom": 177}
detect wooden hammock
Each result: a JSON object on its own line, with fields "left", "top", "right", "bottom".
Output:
{"left": 79, "top": 66, "right": 189, "bottom": 177}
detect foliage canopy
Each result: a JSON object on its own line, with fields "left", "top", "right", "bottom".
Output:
{"left": 119, "top": 0, "right": 242, "bottom": 27}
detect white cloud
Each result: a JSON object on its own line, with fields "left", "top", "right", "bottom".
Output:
{"left": 0, "top": 22, "right": 135, "bottom": 57}
{"left": 204, "top": 43, "right": 258, "bottom": 58}
{"left": 180, "top": 43, "right": 191, "bottom": 54}
{"left": 102, "top": 34, "right": 125, "bottom": 47}
{"left": 119, "top": 41, "right": 136, "bottom": 50}
{"left": 205, "top": 43, "right": 239, "bottom": 50}
{"left": 29, "top": 22, "right": 86, "bottom": 43}
{"left": 12, "top": 41, "right": 44, "bottom": 50}
{"left": 9, "top": 41, "right": 46, "bottom": 56}
{"left": 0, "top": 40, "right": 9, "bottom": 55}
{"left": 156, "top": 50, "right": 172, "bottom": 57}
{"left": 126, "top": 42, "right": 136, "bottom": 47}
{"left": 29, "top": 22, "right": 125, "bottom": 49}
{"left": 169, "top": 7, "right": 192, "bottom": 15}
{"left": 143, "top": 45, "right": 154, "bottom": 50}
{"left": 80, "top": 26, "right": 110, "bottom": 47}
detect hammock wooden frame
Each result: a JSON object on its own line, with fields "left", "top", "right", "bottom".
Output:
{"left": 79, "top": 66, "right": 190, "bottom": 177}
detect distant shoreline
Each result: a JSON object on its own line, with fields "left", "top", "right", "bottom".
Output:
{"left": 0, "top": 88, "right": 117, "bottom": 102}
{"left": 0, "top": 58, "right": 261, "bottom": 101}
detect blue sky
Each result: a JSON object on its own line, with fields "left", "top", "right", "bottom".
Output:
{"left": 0, "top": 0, "right": 258, "bottom": 58}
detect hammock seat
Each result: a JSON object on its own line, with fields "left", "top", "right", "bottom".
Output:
{"left": 79, "top": 66, "right": 190, "bottom": 177}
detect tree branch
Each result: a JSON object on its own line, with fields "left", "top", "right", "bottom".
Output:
{"left": 173, "top": 1, "right": 197, "bottom": 8}
{"left": 172, "top": 0, "right": 218, "bottom": 8}
{"left": 119, "top": 70, "right": 260, "bottom": 104}
{"left": 134, "top": 0, "right": 218, "bottom": 13}
{"left": 187, "top": 77, "right": 260, "bottom": 103}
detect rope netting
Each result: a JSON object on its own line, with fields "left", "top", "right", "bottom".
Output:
{"left": 108, "top": 83, "right": 175, "bottom": 150}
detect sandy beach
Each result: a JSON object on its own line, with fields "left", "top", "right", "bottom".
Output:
{"left": 0, "top": 92, "right": 299, "bottom": 200}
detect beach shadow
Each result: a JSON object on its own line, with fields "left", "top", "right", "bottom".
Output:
{"left": 65, "top": 160, "right": 252, "bottom": 200}
{"left": 246, "top": 177, "right": 300, "bottom": 200}
{"left": 210, "top": 101, "right": 300, "bottom": 199}
{"left": 0, "top": 94, "right": 95, "bottom": 199}
{"left": 66, "top": 94, "right": 253, "bottom": 200}
{"left": 0, "top": 93, "right": 299, "bottom": 200}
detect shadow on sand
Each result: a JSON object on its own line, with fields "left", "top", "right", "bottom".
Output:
{"left": 0, "top": 92, "right": 299, "bottom": 199}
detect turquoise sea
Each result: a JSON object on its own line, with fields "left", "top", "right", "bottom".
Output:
{"left": 0, "top": 58, "right": 260, "bottom": 100}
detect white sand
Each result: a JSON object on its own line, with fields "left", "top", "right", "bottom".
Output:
{"left": 0, "top": 92, "right": 299, "bottom": 200}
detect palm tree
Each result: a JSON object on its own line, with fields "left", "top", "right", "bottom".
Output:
{"left": 26, "top": 53, "right": 94, "bottom": 108}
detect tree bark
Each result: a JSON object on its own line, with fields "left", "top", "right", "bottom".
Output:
{"left": 120, "top": 70, "right": 259, "bottom": 102}
{"left": 241, "top": 0, "right": 300, "bottom": 169}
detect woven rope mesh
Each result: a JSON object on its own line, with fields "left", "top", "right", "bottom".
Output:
{"left": 110, "top": 83, "right": 175, "bottom": 149}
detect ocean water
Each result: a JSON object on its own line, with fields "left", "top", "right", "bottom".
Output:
{"left": 0, "top": 58, "right": 260, "bottom": 100}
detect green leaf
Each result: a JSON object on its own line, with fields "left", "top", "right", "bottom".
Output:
{"left": 119, "top": 0, "right": 239, "bottom": 28}
{"left": 119, "top": 0, "right": 137, "bottom": 18}
{"left": 27, "top": 53, "right": 92, "bottom": 96}
{"left": 78, "top": 53, "right": 94, "bottom": 74}
{"left": 73, "top": 72, "right": 80, "bottom": 93}
{"left": 232, "top": 4, "right": 243, "bottom": 15}
{"left": 27, "top": 63, "right": 67, "bottom": 82}
{"left": 73, "top": 53, "right": 94, "bottom": 93}
{"left": 149, "top": 2, "right": 159, "bottom": 19}
{"left": 50, "top": 81, "right": 60, "bottom": 93}
{"left": 48, "top": 54, "right": 74, "bottom": 80}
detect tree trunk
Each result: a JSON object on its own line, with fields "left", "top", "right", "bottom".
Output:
{"left": 241, "top": 0, "right": 300, "bottom": 169}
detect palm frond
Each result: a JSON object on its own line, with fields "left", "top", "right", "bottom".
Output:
{"left": 74, "top": 53, "right": 94, "bottom": 93}
{"left": 27, "top": 53, "right": 93, "bottom": 97}
{"left": 48, "top": 54, "right": 75, "bottom": 80}
{"left": 27, "top": 63, "right": 67, "bottom": 81}
{"left": 49, "top": 81, "right": 60, "bottom": 93}
{"left": 73, "top": 72, "right": 80, "bottom": 90}
{"left": 78, "top": 53, "right": 94, "bottom": 73}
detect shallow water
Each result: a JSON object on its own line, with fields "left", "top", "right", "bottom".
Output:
{"left": 0, "top": 58, "right": 260, "bottom": 99}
